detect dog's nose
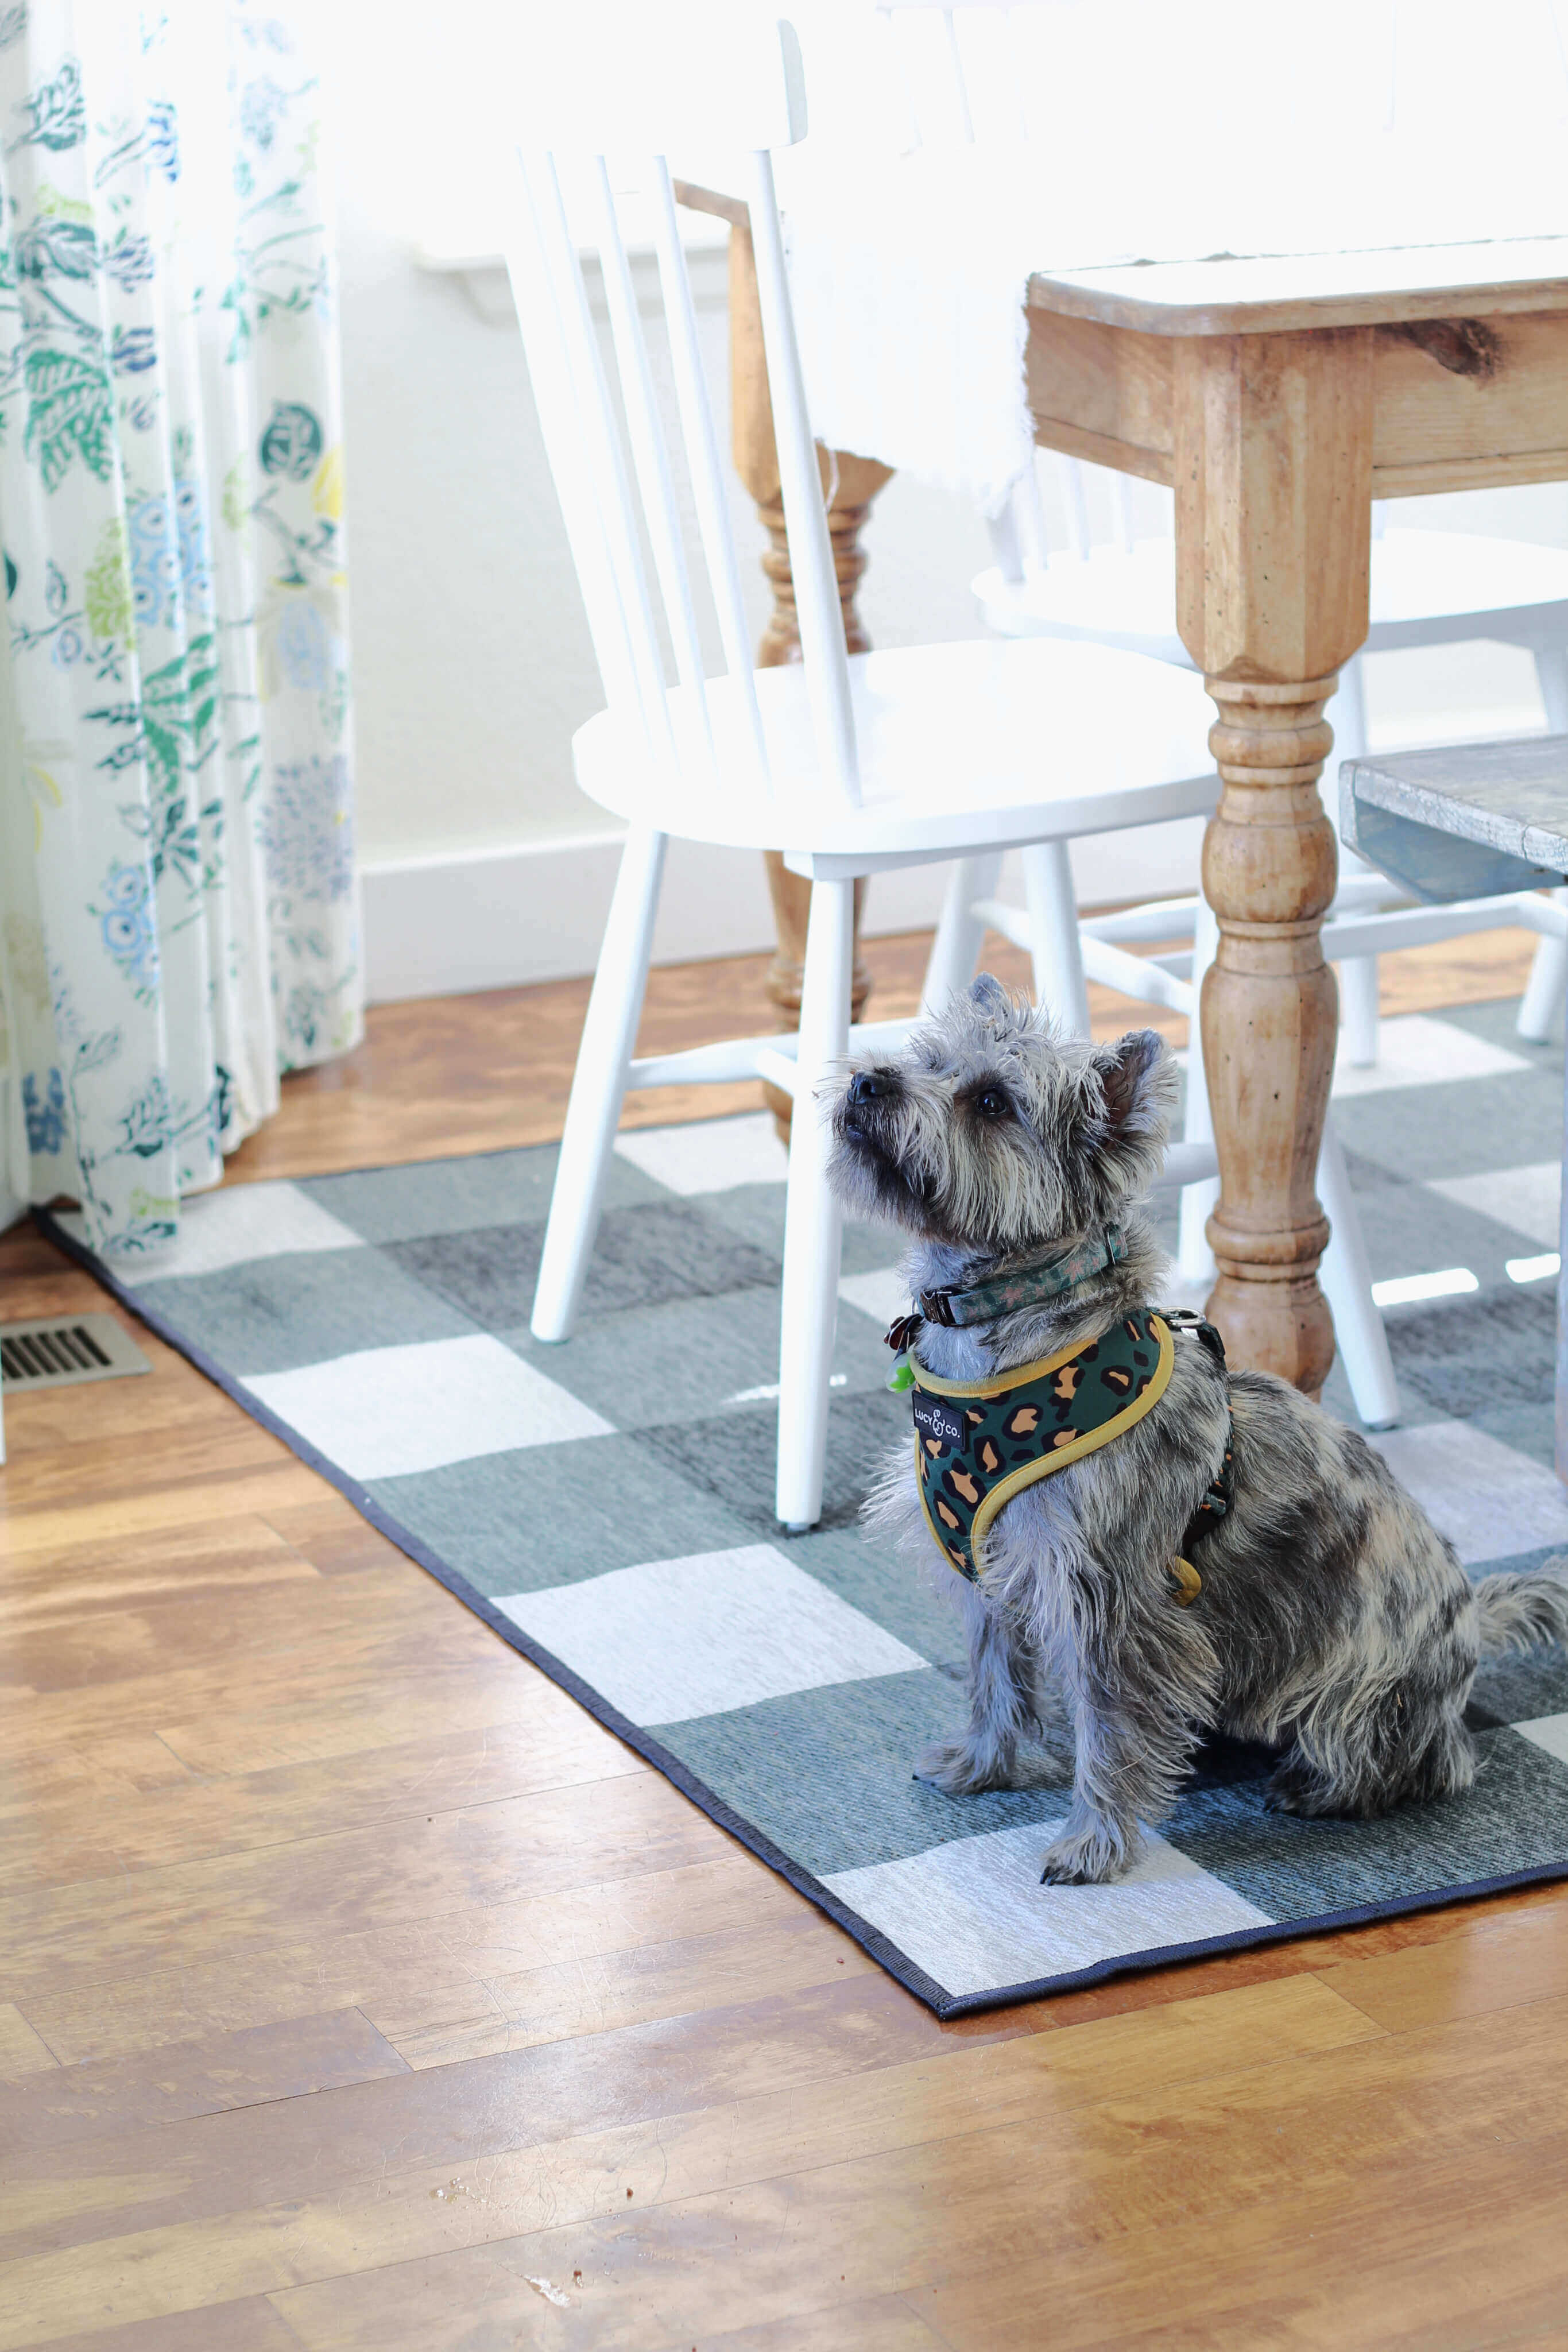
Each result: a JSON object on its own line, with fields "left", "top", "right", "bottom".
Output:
{"left": 849, "top": 1070, "right": 893, "bottom": 1105}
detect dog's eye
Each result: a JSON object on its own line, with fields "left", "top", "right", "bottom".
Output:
{"left": 974, "top": 1088, "right": 1011, "bottom": 1120}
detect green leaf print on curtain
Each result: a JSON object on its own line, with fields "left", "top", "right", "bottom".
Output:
{"left": 0, "top": 0, "right": 359, "bottom": 1259}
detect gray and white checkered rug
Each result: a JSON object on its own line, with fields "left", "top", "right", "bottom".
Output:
{"left": 48, "top": 998, "right": 1568, "bottom": 2015}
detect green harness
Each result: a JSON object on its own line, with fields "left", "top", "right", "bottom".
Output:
{"left": 910, "top": 1309, "right": 1176, "bottom": 1581}
{"left": 888, "top": 1237, "right": 1236, "bottom": 1599}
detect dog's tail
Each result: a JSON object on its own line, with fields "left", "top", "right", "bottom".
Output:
{"left": 1474, "top": 1557, "right": 1568, "bottom": 1657}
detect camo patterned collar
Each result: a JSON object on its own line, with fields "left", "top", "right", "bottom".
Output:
{"left": 911, "top": 1309, "right": 1174, "bottom": 1582}
{"left": 912, "top": 1227, "right": 1125, "bottom": 1332}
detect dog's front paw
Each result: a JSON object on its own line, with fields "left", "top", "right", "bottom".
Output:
{"left": 1039, "top": 1822, "right": 1124, "bottom": 1885}
{"left": 1265, "top": 1758, "right": 1337, "bottom": 1817}
{"left": 914, "top": 1734, "right": 1017, "bottom": 1794}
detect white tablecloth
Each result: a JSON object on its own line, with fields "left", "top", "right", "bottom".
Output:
{"left": 780, "top": 0, "right": 1568, "bottom": 508}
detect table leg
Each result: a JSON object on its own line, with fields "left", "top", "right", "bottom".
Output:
{"left": 728, "top": 218, "right": 894, "bottom": 1137}
{"left": 1174, "top": 329, "right": 1374, "bottom": 1392}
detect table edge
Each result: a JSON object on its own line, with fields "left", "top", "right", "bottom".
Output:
{"left": 1026, "top": 267, "right": 1568, "bottom": 337}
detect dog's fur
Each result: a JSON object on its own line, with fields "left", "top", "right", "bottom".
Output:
{"left": 828, "top": 974, "right": 1568, "bottom": 1885}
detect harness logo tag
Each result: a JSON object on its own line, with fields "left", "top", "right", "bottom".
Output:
{"left": 911, "top": 1394, "right": 965, "bottom": 1452}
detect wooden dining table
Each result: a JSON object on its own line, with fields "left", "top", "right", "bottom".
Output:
{"left": 677, "top": 175, "right": 1568, "bottom": 1398}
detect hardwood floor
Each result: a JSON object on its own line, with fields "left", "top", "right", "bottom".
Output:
{"left": 1, "top": 926, "right": 1564, "bottom": 2350}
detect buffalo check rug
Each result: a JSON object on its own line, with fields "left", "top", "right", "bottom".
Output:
{"left": 43, "top": 998, "right": 1568, "bottom": 2018}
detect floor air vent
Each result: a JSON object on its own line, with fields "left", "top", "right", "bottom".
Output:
{"left": 1, "top": 1314, "right": 151, "bottom": 1391}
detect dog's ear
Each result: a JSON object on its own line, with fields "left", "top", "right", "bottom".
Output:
{"left": 967, "top": 972, "right": 1011, "bottom": 1020}
{"left": 1085, "top": 1028, "right": 1175, "bottom": 1204}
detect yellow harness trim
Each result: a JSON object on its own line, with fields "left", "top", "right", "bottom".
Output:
{"left": 913, "top": 1313, "right": 1175, "bottom": 1574}
{"left": 1170, "top": 1554, "right": 1203, "bottom": 1606}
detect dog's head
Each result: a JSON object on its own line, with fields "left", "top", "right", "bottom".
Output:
{"left": 827, "top": 974, "right": 1175, "bottom": 1255}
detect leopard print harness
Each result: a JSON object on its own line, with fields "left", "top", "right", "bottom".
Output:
{"left": 908, "top": 1307, "right": 1234, "bottom": 1597}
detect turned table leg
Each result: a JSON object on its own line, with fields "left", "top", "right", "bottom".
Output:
{"left": 728, "top": 219, "right": 894, "bottom": 1137}
{"left": 1175, "top": 328, "right": 1374, "bottom": 1392}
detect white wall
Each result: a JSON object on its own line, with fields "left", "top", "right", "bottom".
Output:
{"left": 324, "top": 13, "right": 1568, "bottom": 1001}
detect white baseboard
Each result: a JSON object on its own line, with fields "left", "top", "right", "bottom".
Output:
{"left": 360, "top": 818, "right": 1207, "bottom": 1004}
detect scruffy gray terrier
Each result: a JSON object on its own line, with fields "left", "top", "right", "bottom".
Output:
{"left": 828, "top": 974, "right": 1568, "bottom": 1886}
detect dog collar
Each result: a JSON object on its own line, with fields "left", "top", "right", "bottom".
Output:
{"left": 911, "top": 1308, "right": 1175, "bottom": 1582}
{"left": 903, "top": 1227, "right": 1125, "bottom": 1336}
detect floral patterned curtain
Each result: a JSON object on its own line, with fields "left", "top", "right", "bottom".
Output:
{"left": 0, "top": 0, "right": 358, "bottom": 1260}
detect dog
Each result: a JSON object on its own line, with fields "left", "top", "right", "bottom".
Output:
{"left": 828, "top": 973, "right": 1568, "bottom": 1886}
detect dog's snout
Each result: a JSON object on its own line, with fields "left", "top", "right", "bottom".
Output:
{"left": 849, "top": 1070, "right": 895, "bottom": 1107}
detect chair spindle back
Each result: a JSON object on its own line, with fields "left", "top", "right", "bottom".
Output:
{"left": 504, "top": 13, "right": 862, "bottom": 810}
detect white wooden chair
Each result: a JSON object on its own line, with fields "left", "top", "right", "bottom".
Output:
{"left": 510, "top": 13, "right": 1239, "bottom": 1531}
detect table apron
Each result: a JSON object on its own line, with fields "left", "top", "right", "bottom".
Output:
{"left": 1025, "top": 307, "right": 1568, "bottom": 500}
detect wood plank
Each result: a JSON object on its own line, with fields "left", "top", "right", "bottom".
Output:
{"left": 911, "top": 2130, "right": 1568, "bottom": 2350}
{"left": 0, "top": 1708, "right": 642, "bottom": 1895}
{"left": 36, "top": 2302, "right": 305, "bottom": 2352}
{"left": 0, "top": 1465, "right": 330, "bottom": 1559}
{"left": 0, "top": 1770, "right": 729, "bottom": 2004}
{"left": 0, "top": 1413, "right": 293, "bottom": 1519}
{"left": 0, "top": 1560, "right": 496, "bottom": 1705}
{"left": 257, "top": 1495, "right": 415, "bottom": 1579}
{"left": 1024, "top": 307, "right": 1174, "bottom": 482}
{"left": 0, "top": 2009, "right": 407, "bottom": 2156}
{"left": 0, "top": 1976, "right": 1372, "bottom": 2335}
{"left": 0, "top": 2000, "right": 59, "bottom": 2079}
{"left": 0, "top": 1519, "right": 322, "bottom": 1638}
{"left": 0, "top": 1568, "right": 505, "bottom": 1757}
{"left": 1372, "top": 312, "right": 1568, "bottom": 490}
{"left": 645, "top": 2300, "right": 950, "bottom": 2352}
{"left": 1374, "top": 442, "right": 1568, "bottom": 499}
{"left": 17, "top": 1854, "right": 816, "bottom": 2068}
{"left": 263, "top": 2003, "right": 1563, "bottom": 2352}
{"left": 1315, "top": 1895, "right": 1568, "bottom": 2033}
{"left": 362, "top": 1914, "right": 882, "bottom": 2071}
{"left": 146, "top": 1656, "right": 595, "bottom": 1780}
{"left": 0, "top": 1975, "right": 984, "bottom": 2264}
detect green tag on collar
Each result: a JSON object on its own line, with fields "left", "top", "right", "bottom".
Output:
{"left": 887, "top": 1356, "right": 915, "bottom": 1392}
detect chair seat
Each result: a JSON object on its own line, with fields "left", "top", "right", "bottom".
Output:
{"left": 974, "top": 529, "right": 1568, "bottom": 667}
{"left": 572, "top": 634, "right": 1219, "bottom": 874}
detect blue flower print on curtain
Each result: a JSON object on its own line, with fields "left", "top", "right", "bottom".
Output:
{"left": 0, "top": 1, "right": 359, "bottom": 1259}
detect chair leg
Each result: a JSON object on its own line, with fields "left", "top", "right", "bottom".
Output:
{"left": 1176, "top": 896, "right": 1219, "bottom": 1286}
{"left": 1338, "top": 955, "right": 1381, "bottom": 1070}
{"left": 531, "top": 825, "right": 667, "bottom": 1344}
{"left": 1326, "top": 657, "right": 1380, "bottom": 1068}
{"left": 776, "top": 876, "right": 855, "bottom": 1531}
{"left": 985, "top": 497, "right": 1025, "bottom": 585}
{"left": 1518, "top": 892, "right": 1568, "bottom": 1042}
{"left": 1317, "top": 1116, "right": 1401, "bottom": 1429}
{"left": 1518, "top": 647, "right": 1568, "bottom": 1042}
{"left": 922, "top": 851, "right": 1002, "bottom": 1015}
{"left": 1021, "top": 840, "right": 1091, "bottom": 1036}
